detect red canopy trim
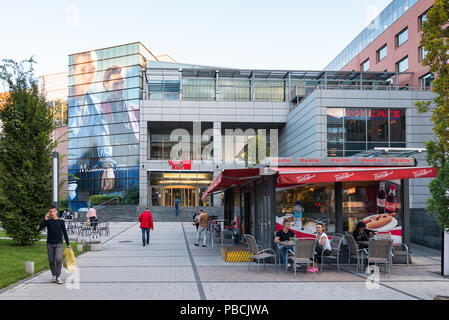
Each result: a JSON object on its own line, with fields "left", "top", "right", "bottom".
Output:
{"left": 201, "top": 168, "right": 260, "bottom": 200}
{"left": 274, "top": 166, "right": 437, "bottom": 187}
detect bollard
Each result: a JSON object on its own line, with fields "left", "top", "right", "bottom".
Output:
{"left": 77, "top": 244, "right": 83, "bottom": 253}
{"left": 25, "top": 261, "right": 34, "bottom": 275}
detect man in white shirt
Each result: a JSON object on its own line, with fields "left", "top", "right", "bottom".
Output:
{"left": 313, "top": 223, "right": 331, "bottom": 272}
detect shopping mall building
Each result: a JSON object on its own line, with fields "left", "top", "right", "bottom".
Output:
{"left": 65, "top": 0, "right": 439, "bottom": 247}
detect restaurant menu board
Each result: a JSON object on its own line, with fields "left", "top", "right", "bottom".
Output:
{"left": 275, "top": 180, "right": 402, "bottom": 243}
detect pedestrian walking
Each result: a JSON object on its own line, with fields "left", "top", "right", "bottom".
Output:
{"left": 174, "top": 197, "right": 181, "bottom": 216}
{"left": 192, "top": 209, "right": 200, "bottom": 230}
{"left": 194, "top": 209, "right": 209, "bottom": 247}
{"left": 138, "top": 207, "right": 154, "bottom": 247}
{"left": 86, "top": 205, "right": 98, "bottom": 231}
{"left": 36, "top": 206, "right": 71, "bottom": 284}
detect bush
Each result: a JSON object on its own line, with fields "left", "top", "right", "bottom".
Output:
{"left": 89, "top": 195, "right": 122, "bottom": 206}
{"left": 120, "top": 186, "right": 139, "bottom": 205}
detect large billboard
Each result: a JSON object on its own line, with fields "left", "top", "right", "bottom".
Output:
{"left": 67, "top": 43, "right": 146, "bottom": 211}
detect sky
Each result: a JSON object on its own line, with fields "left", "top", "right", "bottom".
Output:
{"left": 0, "top": 0, "right": 393, "bottom": 76}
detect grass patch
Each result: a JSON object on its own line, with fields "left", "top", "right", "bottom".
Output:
{"left": 0, "top": 230, "right": 46, "bottom": 240}
{"left": 0, "top": 240, "right": 87, "bottom": 290}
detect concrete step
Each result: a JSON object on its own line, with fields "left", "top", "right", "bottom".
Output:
{"left": 94, "top": 205, "right": 224, "bottom": 222}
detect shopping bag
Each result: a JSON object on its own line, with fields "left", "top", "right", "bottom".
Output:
{"left": 63, "top": 248, "right": 76, "bottom": 273}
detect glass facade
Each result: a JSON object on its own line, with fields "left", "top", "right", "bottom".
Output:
{"left": 327, "top": 107, "right": 406, "bottom": 156}
{"left": 276, "top": 183, "right": 336, "bottom": 235}
{"left": 325, "top": 0, "right": 419, "bottom": 71}
{"left": 68, "top": 43, "right": 148, "bottom": 211}
{"left": 148, "top": 122, "right": 214, "bottom": 160}
{"left": 149, "top": 172, "right": 214, "bottom": 207}
{"left": 342, "top": 180, "right": 402, "bottom": 241}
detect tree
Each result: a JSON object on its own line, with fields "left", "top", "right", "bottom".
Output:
{"left": 415, "top": 0, "right": 449, "bottom": 232}
{"left": 0, "top": 58, "right": 57, "bottom": 245}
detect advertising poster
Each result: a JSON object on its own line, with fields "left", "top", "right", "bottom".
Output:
{"left": 67, "top": 44, "right": 144, "bottom": 211}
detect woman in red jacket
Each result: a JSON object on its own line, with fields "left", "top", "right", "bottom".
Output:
{"left": 138, "top": 208, "right": 154, "bottom": 247}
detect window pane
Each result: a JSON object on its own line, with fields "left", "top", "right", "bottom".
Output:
{"left": 367, "top": 108, "right": 389, "bottom": 142}
{"left": 378, "top": 45, "right": 387, "bottom": 61}
{"left": 396, "top": 28, "right": 408, "bottom": 47}
{"left": 397, "top": 56, "right": 408, "bottom": 72}
{"left": 344, "top": 108, "right": 366, "bottom": 142}
{"left": 389, "top": 109, "right": 406, "bottom": 142}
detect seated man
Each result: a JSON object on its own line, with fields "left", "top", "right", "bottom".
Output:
{"left": 274, "top": 219, "right": 295, "bottom": 267}
{"left": 313, "top": 223, "right": 331, "bottom": 272}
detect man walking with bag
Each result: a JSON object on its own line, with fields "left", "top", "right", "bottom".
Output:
{"left": 138, "top": 207, "right": 154, "bottom": 247}
{"left": 36, "top": 206, "right": 71, "bottom": 284}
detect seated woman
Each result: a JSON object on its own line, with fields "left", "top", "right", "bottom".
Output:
{"left": 352, "top": 221, "right": 373, "bottom": 248}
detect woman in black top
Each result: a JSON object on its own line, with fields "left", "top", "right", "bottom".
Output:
{"left": 36, "top": 206, "right": 71, "bottom": 284}
{"left": 352, "top": 221, "right": 373, "bottom": 248}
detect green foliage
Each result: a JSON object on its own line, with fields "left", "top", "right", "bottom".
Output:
{"left": 89, "top": 194, "right": 122, "bottom": 206}
{"left": 59, "top": 198, "right": 68, "bottom": 212}
{"left": 0, "top": 58, "right": 56, "bottom": 245}
{"left": 120, "top": 186, "right": 139, "bottom": 205}
{"left": 415, "top": 0, "right": 449, "bottom": 231}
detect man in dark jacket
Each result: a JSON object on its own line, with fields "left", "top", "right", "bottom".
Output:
{"left": 36, "top": 206, "right": 71, "bottom": 284}
{"left": 138, "top": 208, "right": 154, "bottom": 247}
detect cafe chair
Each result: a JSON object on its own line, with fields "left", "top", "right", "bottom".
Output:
{"left": 288, "top": 239, "right": 317, "bottom": 279}
{"left": 375, "top": 232, "right": 409, "bottom": 267}
{"left": 244, "top": 234, "right": 277, "bottom": 273}
{"left": 320, "top": 233, "right": 344, "bottom": 272}
{"left": 346, "top": 234, "right": 366, "bottom": 273}
{"left": 367, "top": 238, "right": 394, "bottom": 279}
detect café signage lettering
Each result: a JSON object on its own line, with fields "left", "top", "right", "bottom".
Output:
{"left": 345, "top": 109, "right": 402, "bottom": 119}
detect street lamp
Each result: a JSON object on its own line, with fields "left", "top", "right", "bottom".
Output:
{"left": 52, "top": 151, "right": 59, "bottom": 213}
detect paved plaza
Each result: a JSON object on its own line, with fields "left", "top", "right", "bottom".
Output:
{"left": 1, "top": 222, "right": 448, "bottom": 300}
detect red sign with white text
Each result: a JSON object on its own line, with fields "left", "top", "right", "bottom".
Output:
{"left": 168, "top": 160, "right": 191, "bottom": 170}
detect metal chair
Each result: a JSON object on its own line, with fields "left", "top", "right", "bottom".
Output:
{"left": 375, "top": 232, "right": 409, "bottom": 266}
{"left": 244, "top": 234, "right": 277, "bottom": 273}
{"left": 346, "top": 234, "right": 366, "bottom": 272}
{"left": 288, "top": 239, "right": 317, "bottom": 279}
{"left": 367, "top": 238, "right": 394, "bottom": 279}
{"left": 320, "top": 233, "right": 344, "bottom": 272}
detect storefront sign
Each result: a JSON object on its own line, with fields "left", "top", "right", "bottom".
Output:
{"left": 345, "top": 109, "right": 402, "bottom": 119}
{"left": 263, "top": 157, "right": 416, "bottom": 167}
{"left": 168, "top": 160, "right": 192, "bottom": 170}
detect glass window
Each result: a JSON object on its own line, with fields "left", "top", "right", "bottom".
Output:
{"left": 396, "top": 56, "right": 409, "bottom": 72}
{"left": 276, "top": 183, "right": 336, "bottom": 235}
{"left": 367, "top": 108, "right": 389, "bottom": 142}
{"left": 420, "top": 73, "right": 434, "bottom": 89}
{"left": 396, "top": 28, "right": 408, "bottom": 47}
{"left": 344, "top": 108, "right": 366, "bottom": 142}
{"left": 377, "top": 45, "right": 387, "bottom": 62}
{"left": 327, "top": 108, "right": 345, "bottom": 157}
{"left": 419, "top": 46, "right": 428, "bottom": 61}
{"left": 419, "top": 11, "right": 428, "bottom": 30}
{"left": 361, "top": 59, "right": 370, "bottom": 72}
{"left": 389, "top": 109, "right": 406, "bottom": 142}
{"left": 342, "top": 181, "right": 401, "bottom": 238}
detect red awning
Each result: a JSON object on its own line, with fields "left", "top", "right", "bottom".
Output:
{"left": 274, "top": 166, "right": 438, "bottom": 187}
{"left": 201, "top": 168, "right": 260, "bottom": 200}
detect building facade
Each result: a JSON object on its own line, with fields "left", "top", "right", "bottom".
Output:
{"left": 325, "top": 0, "right": 440, "bottom": 248}
{"left": 326, "top": 0, "right": 434, "bottom": 89}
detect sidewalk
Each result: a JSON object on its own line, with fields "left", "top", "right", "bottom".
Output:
{"left": 0, "top": 222, "right": 448, "bottom": 300}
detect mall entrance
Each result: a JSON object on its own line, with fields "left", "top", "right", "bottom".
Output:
{"left": 149, "top": 171, "right": 214, "bottom": 207}
{"left": 163, "top": 185, "right": 197, "bottom": 207}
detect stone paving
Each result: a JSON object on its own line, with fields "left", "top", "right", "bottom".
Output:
{"left": 1, "top": 222, "right": 448, "bottom": 300}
